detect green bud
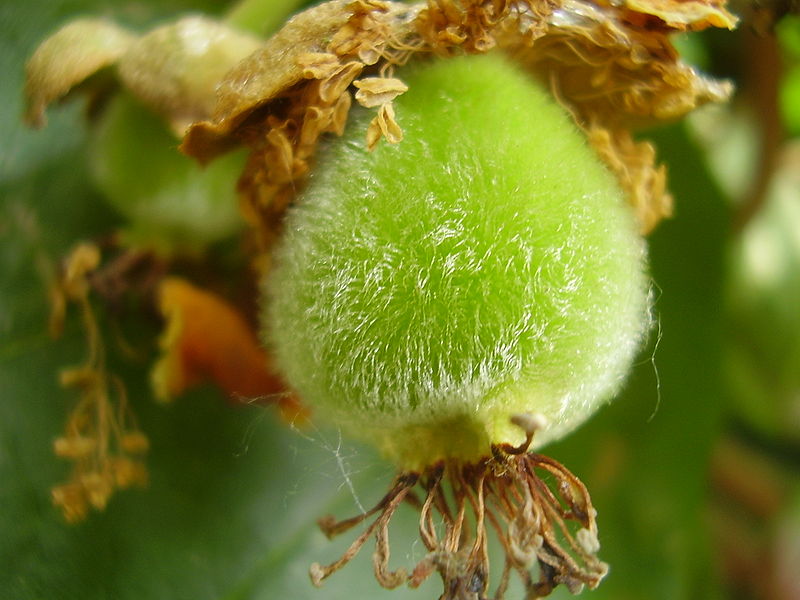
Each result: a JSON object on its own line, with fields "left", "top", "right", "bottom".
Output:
{"left": 89, "top": 92, "right": 247, "bottom": 252}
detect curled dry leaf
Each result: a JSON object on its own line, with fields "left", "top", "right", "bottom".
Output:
{"left": 24, "top": 19, "right": 135, "bottom": 128}
{"left": 181, "top": 0, "right": 737, "bottom": 240}
{"left": 24, "top": 15, "right": 261, "bottom": 135}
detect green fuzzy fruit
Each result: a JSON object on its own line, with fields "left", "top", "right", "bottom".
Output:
{"left": 264, "top": 53, "right": 650, "bottom": 470}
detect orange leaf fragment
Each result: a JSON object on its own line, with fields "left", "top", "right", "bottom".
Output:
{"left": 152, "top": 277, "right": 303, "bottom": 420}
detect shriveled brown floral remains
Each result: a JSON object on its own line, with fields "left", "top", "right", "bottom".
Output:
{"left": 49, "top": 244, "right": 150, "bottom": 523}
{"left": 310, "top": 415, "right": 608, "bottom": 600}
{"left": 182, "top": 0, "right": 736, "bottom": 245}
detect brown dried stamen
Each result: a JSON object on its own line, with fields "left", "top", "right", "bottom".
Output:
{"left": 310, "top": 415, "right": 607, "bottom": 599}
{"left": 50, "top": 244, "right": 151, "bottom": 523}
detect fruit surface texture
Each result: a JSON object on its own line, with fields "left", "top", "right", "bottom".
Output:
{"left": 264, "top": 53, "right": 650, "bottom": 469}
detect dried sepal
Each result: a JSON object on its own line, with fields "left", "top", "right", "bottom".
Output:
{"left": 116, "top": 16, "right": 261, "bottom": 134}
{"left": 24, "top": 19, "right": 135, "bottom": 128}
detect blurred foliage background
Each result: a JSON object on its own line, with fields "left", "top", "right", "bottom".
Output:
{"left": 1, "top": 1, "right": 799, "bottom": 599}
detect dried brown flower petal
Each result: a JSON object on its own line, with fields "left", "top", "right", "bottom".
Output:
{"left": 183, "top": 0, "right": 354, "bottom": 159}
{"left": 502, "top": 0, "right": 734, "bottom": 128}
{"left": 24, "top": 19, "right": 135, "bottom": 128}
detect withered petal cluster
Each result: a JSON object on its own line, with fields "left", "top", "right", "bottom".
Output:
{"left": 181, "top": 0, "right": 737, "bottom": 243}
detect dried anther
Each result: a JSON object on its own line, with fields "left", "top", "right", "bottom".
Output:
{"left": 310, "top": 415, "right": 607, "bottom": 599}
{"left": 353, "top": 77, "right": 409, "bottom": 107}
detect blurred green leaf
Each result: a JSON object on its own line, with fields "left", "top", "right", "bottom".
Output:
{"left": 726, "top": 144, "right": 800, "bottom": 444}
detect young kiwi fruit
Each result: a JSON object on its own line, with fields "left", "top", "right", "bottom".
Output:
{"left": 263, "top": 52, "right": 650, "bottom": 597}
